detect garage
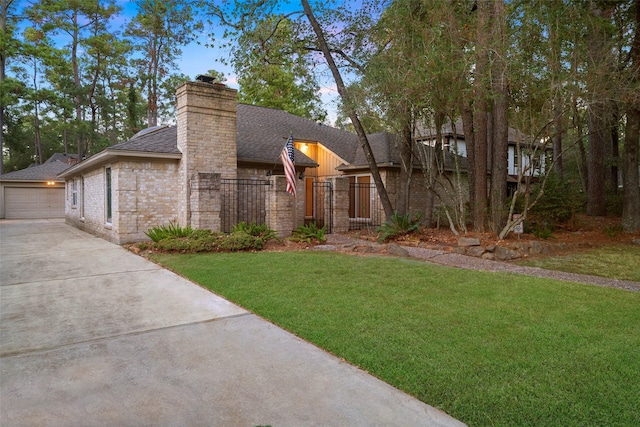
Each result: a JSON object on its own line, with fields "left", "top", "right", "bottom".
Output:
{"left": 3, "top": 186, "right": 65, "bottom": 219}
{"left": 0, "top": 153, "right": 77, "bottom": 219}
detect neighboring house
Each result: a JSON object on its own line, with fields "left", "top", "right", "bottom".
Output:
{"left": 415, "top": 120, "right": 549, "bottom": 188}
{"left": 58, "top": 78, "right": 437, "bottom": 244}
{"left": 0, "top": 153, "right": 77, "bottom": 219}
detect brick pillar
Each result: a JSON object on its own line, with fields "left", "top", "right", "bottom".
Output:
{"left": 267, "top": 175, "right": 296, "bottom": 238}
{"left": 176, "top": 81, "right": 237, "bottom": 228}
{"left": 329, "top": 176, "right": 350, "bottom": 233}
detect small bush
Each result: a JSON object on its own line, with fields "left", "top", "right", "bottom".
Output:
{"left": 604, "top": 224, "right": 623, "bottom": 237}
{"left": 531, "top": 222, "right": 555, "bottom": 240}
{"left": 151, "top": 231, "right": 266, "bottom": 253}
{"left": 376, "top": 212, "right": 422, "bottom": 242}
{"left": 145, "top": 221, "right": 194, "bottom": 242}
{"left": 290, "top": 223, "right": 326, "bottom": 243}
{"left": 233, "top": 221, "right": 277, "bottom": 240}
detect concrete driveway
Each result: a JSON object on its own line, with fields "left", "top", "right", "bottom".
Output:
{"left": 0, "top": 219, "right": 465, "bottom": 427}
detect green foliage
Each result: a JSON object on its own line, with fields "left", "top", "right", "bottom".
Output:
{"left": 231, "top": 16, "right": 327, "bottom": 122}
{"left": 376, "top": 212, "right": 422, "bottom": 242}
{"left": 290, "top": 223, "right": 326, "bottom": 243}
{"left": 531, "top": 222, "right": 555, "bottom": 240}
{"left": 144, "top": 221, "right": 196, "bottom": 242}
{"left": 525, "top": 172, "right": 584, "bottom": 228}
{"left": 603, "top": 224, "right": 623, "bottom": 237}
{"left": 143, "top": 221, "right": 276, "bottom": 252}
{"left": 233, "top": 221, "right": 277, "bottom": 240}
{"left": 150, "top": 232, "right": 266, "bottom": 253}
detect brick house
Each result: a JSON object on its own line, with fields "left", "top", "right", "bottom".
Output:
{"left": 59, "top": 79, "right": 433, "bottom": 244}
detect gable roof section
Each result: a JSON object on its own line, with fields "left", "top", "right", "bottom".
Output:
{"left": 110, "top": 125, "right": 181, "bottom": 154}
{"left": 1, "top": 154, "right": 77, "bottom": 182}
{"left": 236, "top": 104, "right": 357, "bottom": 164}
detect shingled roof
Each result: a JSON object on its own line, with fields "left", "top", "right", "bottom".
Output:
{"left": 109, "top": 125, "right": 180, "bottom": 154}
{"left": 60, "top": 103, "right": 408, "bottom": 180}
{"left": 101, "top": 104, "right": 372, "bottom": 167}
{"left": 0, "top": 154, "right": 77, "bottom": 182}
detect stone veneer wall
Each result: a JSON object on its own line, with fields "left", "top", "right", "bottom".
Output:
{"left": 66, "top": 159, "right": 180, "bottom": 244}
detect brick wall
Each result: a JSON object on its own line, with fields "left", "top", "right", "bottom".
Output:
{"left": 66, "top": 159, "right": 180, "bottom": 244}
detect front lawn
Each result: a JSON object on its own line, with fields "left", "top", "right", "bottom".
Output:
{"left": 516, "top": 244, "right": 640, "bottom": 282}
{"left": 151, "top": 251, "right": 640, "bottom": 426}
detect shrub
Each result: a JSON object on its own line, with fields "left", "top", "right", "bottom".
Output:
{"left": 290, "top": 223, "right": 326, "bottom": 243}
{"left": 376, "top": 211, "right": 422, "bottom": 242}
{"left": 152, "top": 232, "right": 265, "bottom": 253}
{"left": 233, "top": 221, "right": 277, "bottom": 240}
{"left": 531, "top": 222, "right": 555, "bottom": 240}
{"left": 604, "top": 224, "right": 623, "bottom": 237}
{"left": 145, "top": 221, "right": 194, "bottom": 242}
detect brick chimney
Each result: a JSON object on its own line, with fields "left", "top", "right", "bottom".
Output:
{"left": 176, "top": 80, "right": 238, "bottom": 229}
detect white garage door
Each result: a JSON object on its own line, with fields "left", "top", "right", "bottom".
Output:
{"left": 4, "top": 187, "right": 66, "bottom": 219}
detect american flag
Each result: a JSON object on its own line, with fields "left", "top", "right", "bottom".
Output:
{"left": 280, "top": 134, "right": 297, "bottom": 196}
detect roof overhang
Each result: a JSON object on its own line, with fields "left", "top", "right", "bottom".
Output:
{"left": 237, "top": 156, "right": 318, "bottom": 169}
{"left": 336, "top": 162, "right": 399, "bottom": 172}
{"left": 58, "top": 149, "right": 182, "bottom": 178}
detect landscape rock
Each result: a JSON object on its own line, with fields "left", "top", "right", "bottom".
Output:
{"left": 453, "top": 247, "right": 467, "bottom": 255}
{"left": 494, "top": 246, "right": 522, "bottom": 261}
{"left": 481, "top": 252, "right": 495, "bottom": 260}
{"left": 313, "top": 245, "right": 338, "bottom": 251}
{"left": 467, "top": 246, "right": 486, "bottom": 258}
{"left": 458, "top": 237, "right": 481, "bottom": 247}
{"left": 633, "top": 239, "right": 640, "bottom": 246}
{"left": 529, "top": 241, "right": 544, "bottom": 255}
{"left": 387, "top": 243, "right": 410, "bottom": 257}
{"left": 486, "top": 244, "right": 496, "bottom": 253}
{"left": 354, "top": 245, "right": 378, "bottom": 253}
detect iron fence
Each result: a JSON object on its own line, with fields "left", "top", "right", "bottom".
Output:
{"left": 221, "top": 178, "right": 271, "bottom": 233}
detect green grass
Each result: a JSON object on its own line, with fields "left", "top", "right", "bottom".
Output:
{"left": 150, "top": 251, "right": 640, "bottom": 426}
{"left": 517, "top": 244, "right": 640, "bottom": 282}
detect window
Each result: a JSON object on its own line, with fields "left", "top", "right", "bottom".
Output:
{"left": 71, "top": 179, "right": 77, "bottom": 207}
{"left": 105, "top": 167, "right": 112, "bottom": 223}
{"left": 349, "top": 175, "right": 371, "bottom": 219}
{"left": 80, "top": 177, "right": 85, "bottom": 219}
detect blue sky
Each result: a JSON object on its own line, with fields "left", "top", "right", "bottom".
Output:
{"left": 12, "top": 0, "right": 341, "bottom": 123}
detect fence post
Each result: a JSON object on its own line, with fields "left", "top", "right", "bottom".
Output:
{"left": 266, "top": 175, "right": 296, "bottom": 238}
{"left": 329, "top": 176, "right": 350, "bottom": 233}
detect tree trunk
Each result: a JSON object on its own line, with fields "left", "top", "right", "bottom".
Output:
{"left": 471, "top": 0, "right": 491, "bottom": 232}
{"left": 552, "top": 97, "right": 563, "bottom": 182}
{"left": 397, "top": 119, "right": 413, "bottom": 216}
{"left": 586, "top": 104, "right": 609, "bottom": 216}
{"left": 0, "top": 0, "right": 6, "bottom": 175}
{"left": 585, "top": 2, "right": 614, "bottom": 216}
{"left": 489, "top": 0, "right": 508, "bottom": 233}
{"left": 72, "top": 9, "right": 83, "bottom": 160}
{"left": 301, "top": 0, "right": 394, "bottom": 219}
{"left": 622, "top": 0, "right": 640, "bottom": 232}
{"left": 610, "top": 112, "right": 619, "bottom": 194}
{"left": 622, "top": 107, "right": 640, "bottom": 232}
{"left": 461, "top": 104, "right": 474, "bottom": 212}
